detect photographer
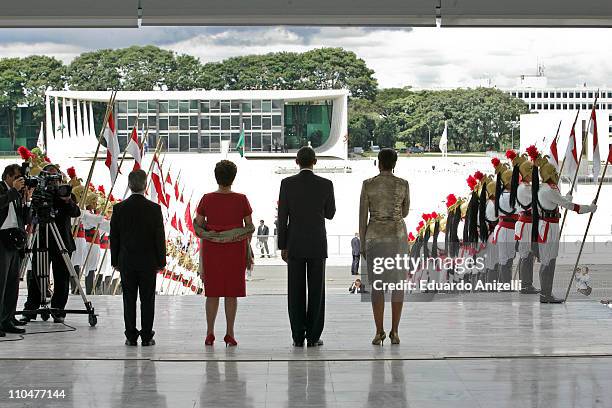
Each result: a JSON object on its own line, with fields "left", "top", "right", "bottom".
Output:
{"left": 0, "top": 164, "right": 31, "bottom": 336}
{"left": 22, "top": 164, "right": 81, "bottom": 324}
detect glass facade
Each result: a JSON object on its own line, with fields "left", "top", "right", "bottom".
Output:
{"left": 115, "top": 98, "right": 333, "bottom": 153}
{"left": 0, "top": 107, "right": 39, "bottom": 152}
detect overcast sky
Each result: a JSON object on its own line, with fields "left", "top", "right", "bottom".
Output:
{"left": 1, "top": 26, "right": 610, "bottom": 89}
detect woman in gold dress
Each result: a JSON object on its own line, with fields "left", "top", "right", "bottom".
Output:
{"left": 359, "top": 148, "right": 410, "bottom": 345}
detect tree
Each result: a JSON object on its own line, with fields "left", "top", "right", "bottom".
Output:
{"left": 0, "top": 58, "right": 24, "bottom": 144}
{"left": 20, "top": 56, "right": 66, "bottom": 122}
{"left": 67, "top": 49, "right": 122, "bottom": 90}
{"left": 374, "top": 117, "right": 397, "bottom": 148}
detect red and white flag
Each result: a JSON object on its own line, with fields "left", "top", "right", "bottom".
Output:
{"left": 125, "top": 126, "right": 142, "bottom": 171}
{"left": 174, "top": 180, "right": 180, "bottom": 200}
{"left": 150, "top": 155, "right": 168, "bottom": 207}
{"left": 170, "top": 213, "right": 178, "bottom": 230}
{"left": 549, "top": 132, "right": 559, "bottom": 170}
{"left": 178, "top": 219, "right": 184, "bottom": 234}
{"left": 103, "top": 112, "right": 121, "bottom": 183}
{"left": 185, "top": 202, "right": 195, "bottom": 236}
{"left": 563, "top": 119, "right": 579, "bottom": 184}
{"left": 590, "top": 107, "right": 601, "bottom": 181}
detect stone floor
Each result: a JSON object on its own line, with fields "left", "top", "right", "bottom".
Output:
{"left": 2, "top": 294, "right": 612, "bottom": 407}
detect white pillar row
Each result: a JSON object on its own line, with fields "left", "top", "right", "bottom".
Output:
{"left": 61, "top": 97, "right": 68, "bottom": 138}
{"left": 82, "top": 100, "right": 90, "bottom": 138}
{"left": 68, "top": 99, "right": 76, "bottom": 138}
{"left": 88, "top": 101, "right": 96, "bottom": 139}
{"left": 45, "top": 94, "right": 53, "bottom": 141}
{"left": 53, "top": 96, "right": 60, "bottom": 140}
{"left": 76, "top": 98, "right": 84, "bottom": 139}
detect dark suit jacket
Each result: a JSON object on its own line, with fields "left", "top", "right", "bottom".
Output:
{"left": 277, "top": 169, "right": 335, "bottom": 258}
{"left": 257, "top": 225, "right": 269, "bottom": 237}
{"left": 0, "top": 182, "right": 25, "bottom": 229}
{"left": 50, "top": 194, "right": 80, "bottom": 252}
{"left": 351, "top": 237, "right": 360, "bottom": 256}
{"left": 110, "top": 194, "right": 166, "bottom": 272}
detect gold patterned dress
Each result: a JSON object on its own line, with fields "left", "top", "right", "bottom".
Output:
{"left": 359, "top": 173, "right": 410, "bottom": 290}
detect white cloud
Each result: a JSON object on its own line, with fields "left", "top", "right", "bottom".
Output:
{"left": 1, "top": 26, "right": 612, "bottom": 89}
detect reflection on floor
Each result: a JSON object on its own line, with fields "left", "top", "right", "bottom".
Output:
{"left": 1, "top": 295, "right": 612, "bottom": 407}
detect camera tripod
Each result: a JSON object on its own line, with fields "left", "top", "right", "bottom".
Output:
{"left": 15, "top": 221, "right": 98, "bottom": 327}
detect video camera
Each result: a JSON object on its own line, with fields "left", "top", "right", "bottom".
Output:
{"left": 21, "top": 162, "right": 73, "bottom": 222}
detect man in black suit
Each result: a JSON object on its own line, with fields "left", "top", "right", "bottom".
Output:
{"left": 257, "top": 220, "right": 270, "bottom": 258}
{"left": 0, "top": 164, "right": 30, "bottom": 336}
{"left": 110, "top": 169, "right": 166, "bottom": 346}
{"left": 278, "top": 147, "right": 335, "bottom": 347}
{"left": 23, "top": 164, "right": 81, "bottom": 324}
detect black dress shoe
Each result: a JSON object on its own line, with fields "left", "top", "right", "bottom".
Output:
{"left": 53, "top": 316, "right": 65, "bottom": 324}
{"left": 141, "top": 339, "right": 156, "bottom": 346}
{"left": 293, "top": 341, "right": 304, "bottom": 347}
{"left": 125, "top": 339, "right": 138, "bottom": 346}
{"left": 12, "top": 318, "right": 26, "bottom": 326}
{"left": 520, "top": 285, "right": 541, "bottom": 294}
{"left": 20, "top": 314, "right": 36, "bottom": 322}
{"left": 540, "top": 294, "right": 565, "bottom": 304}
{"left": 307, "top": 339, "right": 324, "bottom": 347}
{"left": 0, "top": 330, "right": 5, "bottom": 337}
{"left": 2, "top": 324, "right": 25, "bottom": 334}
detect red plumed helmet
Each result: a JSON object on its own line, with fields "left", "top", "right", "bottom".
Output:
{"left": 408, "top": 232, "right": 415, "bottom": 242}
{"left": 109, "top": 193, "right": 115, "bottom": 202}
{"left": 446, "top": 193, "right": 457, "bottom": 208}
{"left": 417, "top": 221, "right": 424, "bottom": 230}
{"left": 431, "top": 211, "right": 439, "bottom": 219}
{"left": 526, "top": 145, "right": 539, "bottom": 162}
{"left": 67, "top": 167, "right": 77, "bottom": 178}
{"left": 473, "top": 170, "right": 484, "bottom": 181}
{"left": 505, "top": 149, "right": 517, "bottom": 161}
{"left": 491, "top": 157, "right": 501, "bottom": 168}
{"left": 97, "top": 185, "right": 105, "bottom": 194}
{"left": 17, "top": 146, "right": 32, "bottom": 160}
{"left": 44, "top": 156, "right": 51, "bottom": 163}
{"left": 422, "top": 213, "right": 430, "bottom": 221}
{"left": 467, "top": 175, "right": 477, "bottom": 190}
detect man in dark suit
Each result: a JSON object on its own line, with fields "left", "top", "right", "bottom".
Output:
{"left": 110, "top": 169, "right": 166, "bottom": 346}
{"left": 278, "top": 147, "right": 335, "bottom": 347}
{"left": 0, "top": 164, "right": 30, "bottom": 336}
{"left": 257, "top": 220, "right": 270, "bottom": 258}
{"left": 23, "top": 164, "right": 81, "bottom": 324}
{"left": 350, "top": 233, "right": 360, "bottom": 275}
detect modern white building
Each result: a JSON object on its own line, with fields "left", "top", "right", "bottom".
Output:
{"left": 44, "top": 90, "right": 349, "bottom": 159}
{"left": 503, "top": 75, "right": 612, "bottom": 163}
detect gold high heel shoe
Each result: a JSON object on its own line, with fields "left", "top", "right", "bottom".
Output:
{"left": 372, "top": 331, "right": 386, "bottom": 346}
{"left": 389, "top": 331, "right": 400, "bottom": 345}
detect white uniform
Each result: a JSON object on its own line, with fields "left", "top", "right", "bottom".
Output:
{"left": 81, "top": 212, "right": 104, "bottom": 276}
{"left": 514, "top": 183, "right": 533, "bottom": 259}
{"left": 494, "top": 191, "right": 517, "bottom": 265}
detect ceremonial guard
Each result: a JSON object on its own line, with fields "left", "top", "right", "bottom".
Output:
{"left": 478, "top": 172, "right": 497, "bottom": 287}
{"left": 532, "top": 156, "right": 597, "bottom": 303}
{"left": 512, "top": 146, "right": 540, "bottom": 294}
{"left": 81, "top": 186, "right": 103, "bottom": 295}
{"left": 494, "top": 151, "right": 521, "bottom": 285}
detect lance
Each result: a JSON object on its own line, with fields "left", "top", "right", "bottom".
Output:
{"left": 563, "top": 146, "right": 610, "bottom": 302}
{"left": 72, "top": 90, "right": 117, "bottom": 233}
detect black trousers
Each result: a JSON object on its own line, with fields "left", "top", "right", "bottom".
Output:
{"left": 120, "top": 269, "right": 156, "bottom": 342}
{"left": 287, "top": 257, "right": 325, "bottom": 343}
{"left": 0, "top": 240, "right": 21, "bottom": 326}
{"left": 24, "top": 248, "right": 72, "bottom": 318}
{"left": 351, "top": 255, "right": 360, "bottom": 275}
{"left": 259, "top": 239, "right": 270, "bottom": 256}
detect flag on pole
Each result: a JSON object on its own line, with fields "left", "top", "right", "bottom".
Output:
{"left": 178, "top": 219, "right": 184, "bottom": 234}
{"left": 590, "top": 107, "right": 601, "bottom": 181}
{"left": 563, "top": 118, "right": 579, "bottom": 183}
{"left": 37, "top": 122, "right": 45, "bottom": 152}
{"left": 126, "top": 126, "right": 142, "bottom": 171}
{"left": 549, "top": 132, "right": 559, "bottom": 170}
{"left": 236, "top": 129, "right": 245, "bottom": 157}
{"left": 170, "top": 213, "right": 178, "bottom": 230}
{"left": 438, "top": 121, "right": 448, "bottom": 153}
{"left": 103, "top": 112, "right": 120, "bottom": 184}
{"left": 165, "top": 172, "right": 172, "bottom": 185}
{"left": 150, "top": 155, "right": 168, "bottom": 207}
{"left": 185, "top": 202, "right": 195, "bottom": 235}
{"left": 174, "top": 180, "right": 180, "bottom": 200}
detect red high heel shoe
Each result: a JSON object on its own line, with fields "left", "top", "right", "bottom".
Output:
{"left": 223, "top": 334, "right": 238, "bottom": 347}
{"left": 205, "top": 333, "right": 215, "bottom": 346}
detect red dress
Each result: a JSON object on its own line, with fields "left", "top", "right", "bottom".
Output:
{"left": 197, "top": 192, "right": 252, "bottom": 297}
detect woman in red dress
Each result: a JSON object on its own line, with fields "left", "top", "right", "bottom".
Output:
{"left": 194, "top": 160, "right": 254, "bottom": 347}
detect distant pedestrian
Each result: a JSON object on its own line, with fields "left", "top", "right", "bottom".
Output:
{"left": 257, "top": 220, "right": 270, "bottom": 258}
{"left": 350, "top": 233, "right": 360, "bottom": 275}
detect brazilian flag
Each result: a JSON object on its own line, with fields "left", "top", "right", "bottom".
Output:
{"left": 236, "top": 129, "right": 245, "bottom": 157}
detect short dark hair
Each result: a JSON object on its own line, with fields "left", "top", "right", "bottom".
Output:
{"left": 296, "top": 147, "right": 316, "bottom": 168}
{"left": 260, "top": 220, "right": 264, "bottom": 223}
{"left": 378, "top": 148, "right": 398, "bottom": 171}
{"left": 128, "top": 169, "right": 147, "bottom": 193}
{"left": 2, "top": 164, "right": 21, "bottom": 181}
{"left": 214, "top": 160, "right": 237, "bottom": 187}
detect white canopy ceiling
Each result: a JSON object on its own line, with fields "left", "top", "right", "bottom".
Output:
{"left": 2, "top": 0, "right": 612, "bottom": 27}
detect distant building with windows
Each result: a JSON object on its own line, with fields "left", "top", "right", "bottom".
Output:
{"left": 42, "top": 90, "right": 348, "bottom": 159}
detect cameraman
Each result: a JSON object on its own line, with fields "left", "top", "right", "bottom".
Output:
{"left": 22, "top": 164, "right": 81, "bottom": 324}
{"left": 0, "top": 164, "right": 31, "bottom": 336}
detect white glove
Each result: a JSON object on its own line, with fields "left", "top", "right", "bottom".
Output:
{"left": 589, "top": 203, "right": 598, "bottom": 213}
{"left": 564, "top": 193, "right": 573, "bottom": 202}
{"left": 578, "top": 204, "right": 597, "bottom": 214}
